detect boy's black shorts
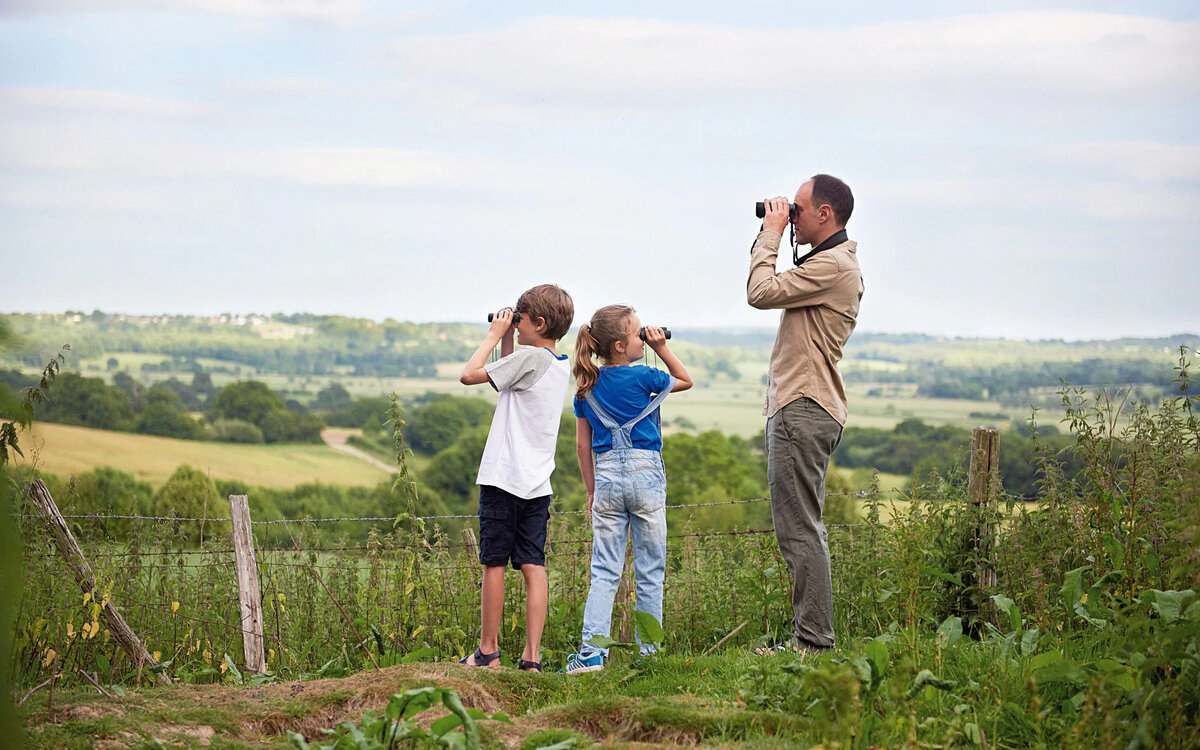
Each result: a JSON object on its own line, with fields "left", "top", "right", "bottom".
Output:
{"left": 478, "top": 484, "right": 551, "bottom": 570}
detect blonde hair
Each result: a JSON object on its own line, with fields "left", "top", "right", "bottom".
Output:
{"left": 573, "top": 305, "right": 635, "bottom": 396}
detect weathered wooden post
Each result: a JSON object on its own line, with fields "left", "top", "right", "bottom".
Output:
{"left": 968, "top": 427, "right": 999, "bottom": 622}
{"left": 461, "top": 527, "right": 481, "bottom": 588}
{"left": 615, "top": 534, "right": 635, "bottom": 643}
{"left": 228, "top": 495, "right": 266, "bottom": 674}
{"left": 26, "top": 480, "right": 171, "bottom": 686}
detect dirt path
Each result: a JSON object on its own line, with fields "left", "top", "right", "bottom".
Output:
{"left": 320, "top": 429, "right": 399, "bottom": 475}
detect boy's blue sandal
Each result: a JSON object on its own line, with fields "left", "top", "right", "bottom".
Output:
{"left": 517, "top": 659, "right": 541, "bottom": 672}
{"left": 459, "top": 648, "right": 501, "bottom": 667}
{"left": 561, "top": 652, "right": 605, "bottom": 674}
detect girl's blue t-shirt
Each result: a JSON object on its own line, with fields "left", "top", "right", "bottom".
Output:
{"left": 573, "top": 365, "right": 673, "bottom": 453}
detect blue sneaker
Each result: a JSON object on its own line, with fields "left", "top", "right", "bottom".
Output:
{"left": 562, "top": 652, "right": 605, "bottom": 674}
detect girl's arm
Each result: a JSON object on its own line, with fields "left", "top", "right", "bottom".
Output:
{"left": 643, "top": 327, "right": 693, "bottom": 392}
{"left": 576, "top": 417, "right": 596, "bottom": 515}
{"left": 460, "top": 309, "right": 516, "bottom": 387}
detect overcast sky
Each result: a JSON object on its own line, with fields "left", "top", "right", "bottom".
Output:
{"left": 1, "top": 1, "right": 1197, "bottom": 340}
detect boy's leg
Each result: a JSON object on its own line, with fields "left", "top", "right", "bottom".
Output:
{"left": 476, "top": 565, "right": 506, "bottom": 658}
{"left": 471, "top": 485, "right": 516, "bottom": 665}
{"left": 628, "top": 453, "right": 668, "bottom": 655}
{"left": 519, "top": 564, "right": 547, "bottom": 668}
{"left": 510, "top": 494, "right": 552, "bottom": 668}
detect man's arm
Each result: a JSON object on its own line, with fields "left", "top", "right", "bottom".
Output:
{"left": 746, "top": 231, "right": 841, "bottom": 310}
{"left": 460, "top": 309, "right": 516, "bottom": 388}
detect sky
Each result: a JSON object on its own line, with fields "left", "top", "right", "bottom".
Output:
{"left": 1, "top": 1, "right": 1197, "bottom": 340}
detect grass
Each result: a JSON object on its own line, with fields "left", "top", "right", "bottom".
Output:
{"left": 12, "top": 423, "right": 392, "bottom": 488}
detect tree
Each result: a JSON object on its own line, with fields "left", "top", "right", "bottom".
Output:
{"left": 36, "top": 372, "right": 135, "bottom": 431}
{"left": 210, "top": 380, "right": 281, "bottom": 426}
{"left": 405, "top": 395, "right": 494, "bottom": 455}
{"left": 151, "top": 465, "right": 228, "bottom": 541}
{"left": 137, "top": 384, "right": 204, "bottom": 439}
{"left": 313, "top": 383, "right": 352, "bottom": 412}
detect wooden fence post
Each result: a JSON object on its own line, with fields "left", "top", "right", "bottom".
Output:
{"left": 615, "top": 533, "right": 635, "bottom": 643}
{"left": 228, "top": 495, "right": 265, "bottom": 674}
{"left": 968, "top": 427, "right": 999, "bottom": 622}
{"left": 461, "top": 527, "right": 481, "bottom": 588}
{"left": 26, "top": 480, "right": 172, "bottom": 686}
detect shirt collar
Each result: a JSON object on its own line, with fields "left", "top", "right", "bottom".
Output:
{"left": 793, "top": 228, "right": 849, "bottom": 267}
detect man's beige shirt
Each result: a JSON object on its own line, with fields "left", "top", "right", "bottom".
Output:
{"left": 746, "top": 231, "right": 863, "bottom": 425}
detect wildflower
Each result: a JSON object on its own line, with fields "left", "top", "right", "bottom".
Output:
{"left": 153, "top": 650, "right": 162, "bottom": 662}
{"left": 171, "top": 601, "right": 180, "bottom": 615}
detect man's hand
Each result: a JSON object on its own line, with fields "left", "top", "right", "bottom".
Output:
{"left": 762, "top": 196, "right": 791, "bottom": 235}
{"left": 642, "top": 326, "right": 670, "bottom": 353}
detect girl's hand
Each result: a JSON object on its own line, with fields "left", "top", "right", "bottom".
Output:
{"left": 490, "top": 307, "right": 515, "bottom": 338}
{"left": 643, "top": 326, "right": 669, "bottom": 352}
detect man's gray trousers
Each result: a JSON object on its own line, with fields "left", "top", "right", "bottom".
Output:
{"left": 765, "top": 396, "right": 843, "bottom": 650}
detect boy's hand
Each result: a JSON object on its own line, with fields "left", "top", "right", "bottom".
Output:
{"left": 643, "top": 326, "right": 669, "bottom": 352}
{"left": 586, "top": 492, "right": 594, "bottom": 518}
{"left": 490, "top": 308, "right": 515, "bottom": 338}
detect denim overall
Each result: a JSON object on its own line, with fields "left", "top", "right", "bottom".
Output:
{"left": 579, "top": 378, "right": 675, "bottom": 658}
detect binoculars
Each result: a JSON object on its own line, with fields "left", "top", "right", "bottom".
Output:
{"left": 487, "top": 311, "right": 521, "bottom": 324}
{"left": 640, "top": 327, "right": 671, "bottom": 341}
{"left": 755, "top": 201, "right": 799, "bottom": 221}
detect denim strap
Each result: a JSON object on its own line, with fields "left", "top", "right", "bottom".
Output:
{"left": 584, "top": 377, "right": 676, "bottom": 450}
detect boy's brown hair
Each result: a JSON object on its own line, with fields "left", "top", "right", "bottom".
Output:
{"left": 515, "top": 284, "right": 574, "bottom": 341}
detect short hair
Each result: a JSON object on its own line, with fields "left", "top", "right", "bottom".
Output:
{"left": 515, "top": 284, "right": 574, "bottom": 341}
{"left": 810, "top": 174, "right": 854, "bottom": 226}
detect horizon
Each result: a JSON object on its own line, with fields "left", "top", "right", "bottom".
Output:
{"left": 3, "top": 308, "right": 1196, "bottom": 346}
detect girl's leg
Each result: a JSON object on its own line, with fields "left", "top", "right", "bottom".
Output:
{"left": 520, "top": 564, "right": 547, "bottom": 669}
{"left": 628, "top": 453, "right": 668, "bottom": 655}
{"left": 580, "top": 474, "right": 630, "bottom": 658}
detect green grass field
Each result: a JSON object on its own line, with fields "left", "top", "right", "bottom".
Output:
{"left": 13, "top": 422, "right": 392, "bottom": 488}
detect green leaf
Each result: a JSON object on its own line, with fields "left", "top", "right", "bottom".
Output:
{"left": 1061, "top": 566, "right": 1089, "bottom": 610}
{"left": 223, "top": 654, "right": 243, "bottom": 685}
{"left": 936, "top": 616, "right": 963, "bottom": 646}
{"left": 634, "top": 611, "right": 665, "bottom": 647}
{"left": 991, "top": 594, "right": 1021, "bottom": 633}
{"left": 586, "top": 635, "right": 620, "bottom": 650}
{"left": 921, "top": 564, "right": 964, "bottom": 588}
{"left": 1033, "top": 658, "right": 1088, "bottom": 686}
{"left": 907, "top": 669, "right": 956, "bottom": 698}
{"left": 865, "top": 638, "right": 889, "bottom": 682}
{"left": 1020, "top": 628, "right": 1039, "bottom": 656}
{"left": 400, "top": 646, "right": 435, "bottom": 664}
{"left": 441, "top": 689, "right": 481, "bottom": 750}
{"left": 397, "top": 687, "right": 442, "bottom": 719}
{"left": 95, "top": 652, "right": 112, "bottom": 684}
{"left": 431, "top": 713, "right": 465, "bottom": 736}
{"left": 1140, "top": 589, "right": 1196, "bottom": 626}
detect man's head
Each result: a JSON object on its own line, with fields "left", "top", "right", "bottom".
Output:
{"left": 792, "top": 174, "right": 853, "bottom": 246}
{"left": 514, "top": 284, "right": 574, "bottom": 342}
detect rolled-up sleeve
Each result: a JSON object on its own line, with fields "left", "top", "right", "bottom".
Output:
{"left": 747, "top": 231, "right": 840, "bottom": 310}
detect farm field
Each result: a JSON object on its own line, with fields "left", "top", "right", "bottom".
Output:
{"left": 12, "top": 423, "right": 393, "bottom": 488}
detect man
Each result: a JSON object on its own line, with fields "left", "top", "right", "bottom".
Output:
{"left": 746, "top": 174, "right": 864, "bottom": 655}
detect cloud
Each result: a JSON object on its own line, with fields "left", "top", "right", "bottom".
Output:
{"left": 1044, "top": 141, "right": 1200, "bottom": 183}
{"left": 0, "top": 0, "right": 365, "bottom": 26}
{"left": 0, "top": 88, "right": 214, "bottom": 119}
{"left": 0, "top": 124, "right": 536, "bottom": 190}
{"left": 388, "top": 13, "right": 1200, "bottom": 107}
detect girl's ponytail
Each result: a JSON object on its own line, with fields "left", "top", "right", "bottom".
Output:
{"left": 574, "top": 324, "right": 600, "bottom": 395}
{"left": 573, "top": 305, "right": 635, "bottom": 397}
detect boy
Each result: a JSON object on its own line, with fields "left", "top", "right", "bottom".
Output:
{"left": 458, "top": 283, "right": 574, "bottom": 673}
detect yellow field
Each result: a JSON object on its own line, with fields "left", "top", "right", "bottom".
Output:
{"left": 12, "top": 422, "right": 392, "bottom": 488}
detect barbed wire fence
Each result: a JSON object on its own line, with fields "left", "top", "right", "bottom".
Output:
{"left": 14, "top": 434, "right": 1008, "bottom": 689}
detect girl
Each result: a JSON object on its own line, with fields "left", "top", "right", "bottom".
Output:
{"left": 563, "top": 305, "right": 692, "bottom": 674}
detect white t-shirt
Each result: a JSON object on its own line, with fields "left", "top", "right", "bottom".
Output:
{"left": 476, "top": 347, "right": 570, "bottom": 499}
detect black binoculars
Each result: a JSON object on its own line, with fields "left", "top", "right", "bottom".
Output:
{"left": 755, "top": 201, "right": 798, "bottom": 220}
{"left": 639, "top": 327, "right": 671, "bottom": 341}
{"left": 487, "top": 311, "right": 522, "bottom": 324}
